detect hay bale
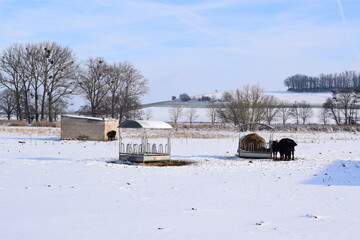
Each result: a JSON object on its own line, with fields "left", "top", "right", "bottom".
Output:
{"left": 239, "top": 133, "right": 266, "bottom": 151}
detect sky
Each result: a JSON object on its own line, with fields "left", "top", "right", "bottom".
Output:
{"left": 1, "top": 0, "right": 360, "bottom": 103}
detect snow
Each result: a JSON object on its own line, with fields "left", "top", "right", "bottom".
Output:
{"left": 144, "top": 91, "right": 332, "bottom": 123}
{"left": 1, "top": 126, "right": 360, "bottom": 240}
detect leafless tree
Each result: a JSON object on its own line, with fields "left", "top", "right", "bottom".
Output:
{"left": 323, "top": 98, "right": 341, "bottom": 125}
{"left": 207, "top": 102, "right": 218, "bottom": 124}
{"left": 169, "top": 106, "right": 183, "bottom": 124}
{"left": 289, "top": 102, "right": 300, "bottom": 124}
{"left": 263, "top": 95, "right": 280, "bottom": 125}
{"left": 217, "top": 85, "right": 270, "bottom": 125}
{"left": 298, "top": 101, "right": 313, "bottom": 124}
{"left": 185, "top": 108, "right": 198, "bottom": 125}
{"left": 278, "top": 100, "right": 291, "bottom": 125}
{"left": 77, "top": 58, "right": 109, "bottom": 117}
{"left": 322, "top": 89, "right": 360, "bottom": 125}
{"left": 0, "top": 42, "right": 78, "bottom": 122}
{"left": 116, "top": 62, "right": 148, "bottom": 122}
{"left": 319, "top": 108, "right": 333, "bottom": 124}
{"left": 0, "top": 88, "right": 16, "bottom": 119}
{"left": 143, "top": 109, "right": 152, "bottom": 120}
{"left": 40, "top": 42, "right": 78, "bottom": 121}
{"left": 0, "top": 44, "right": 26, "bottom": 120}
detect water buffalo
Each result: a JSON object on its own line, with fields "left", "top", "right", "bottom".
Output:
{"left": 107, "top": 130, "right": 117, "bottom": 141}
{"left": 278, "top": 138, "right": 297, "bottom": 160}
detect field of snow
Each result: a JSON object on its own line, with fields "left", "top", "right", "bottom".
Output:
{"left": 143, "top": 91, "right": 332, "bottom": 123}
{"left": 1, "top": 126, "right": 360, "bottom": 240}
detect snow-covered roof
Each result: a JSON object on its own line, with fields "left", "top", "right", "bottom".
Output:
{"left": 61, "top": 115, "right": 116, "bottom": 122}
{"left": 118, "top": 120, "right": 172, "bottom": 129}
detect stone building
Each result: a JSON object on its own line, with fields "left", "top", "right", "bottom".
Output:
{"left": 61, "top": 115, "right": 118, "bottom": 141}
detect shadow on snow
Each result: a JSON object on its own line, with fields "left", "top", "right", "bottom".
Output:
{"left": 1, "top": 137, "right": 60, "bottom": 141}
{"left": 304, "top": 160, "right": 360, "bottom": 186}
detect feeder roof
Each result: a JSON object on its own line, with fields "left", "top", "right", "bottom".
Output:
{"left": 118, "top": 120, "right": 172, "bottom": 129}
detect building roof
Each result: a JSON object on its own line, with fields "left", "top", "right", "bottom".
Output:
{"left": 61, "top": 115, "right": 116, "bottom": 122}
{"left": 118, "top": 120, "right": 172, "bottom": 129}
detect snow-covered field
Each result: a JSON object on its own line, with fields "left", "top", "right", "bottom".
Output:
{"left": 1, "top": 126, "right": 360, "bottom": 240}
{"left": 144, "top": 91, "right": 331, "bottom": 123}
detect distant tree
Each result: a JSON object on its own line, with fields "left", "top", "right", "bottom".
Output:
{"left": 172, "top": 96, "right": 176, "bottom": 101}
{"left": 289, "top": 102, "right": 300, "bottom": 124}
{"left": 323, "top": 98, "right": 341, "bottom": 125}
{"left": 263, "top": 95, "right": 280, "bottom": 125}
{"left": 207, "top": 102, "right": 218, "bottom": 124}
{"left": 323, "top": 88, "right": 360, "bottom": 125}
{"left": 221, "top": 91, "right": 233, "bottom": 102}
{"left": 0, "top": 88, "right": 16, "bottom": 119}
{"left": 217, "top": 85, "right": 271, "bottom": 125}
{"left": 185, "top": 108, "right": 198, "bottom": 125}
{"left": 169, "top": 106, "right": 183, "bottom": 124}
{"left": 319, "top": 107, "right": 333, "bottom": 124}
{"left": 199, "top": 96, "right": 211, "bottom": 101}
{"left": 143, "top": 109, "right": 152, "bottom": 120}
{"left": 179, "top": 93, "right": 191, "bottom": 102}
{"left": 278, "top": 100, "right": 291, "bottom": 125}
{"left": 298, "top": 101, "right": 313, "bottom": 124}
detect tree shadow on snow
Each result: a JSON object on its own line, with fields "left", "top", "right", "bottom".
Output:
{"left": 17, "top": 157, "right": 69, "bottom": 161}
{"left": 1, "top": 137, "right": 60, "bottom": 141}
{"left": 304, "top": 160, "right": 360, "bottom": 186}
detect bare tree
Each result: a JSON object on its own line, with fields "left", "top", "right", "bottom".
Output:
{"left": 207, "top": 102, "right": 218, "bottom": 124}
{"left": 217, "top": 85, "right": 270, "bottom": 125}
{"left": 77, "top": 58, "right": 109, "bottom": 117}
{"left": 143, "top": 108, "right": 152, "bottom": 120}
{"left": 319, "top": 107, "right": 333, "bottom": 124}
{"left": 169, "top": 106, "right": 183, "bottom": 124}
{"left": 289, "top": 102, "right": 300, "bottom": 124}
{"left": 323, "top": 88, "right": 360, "bottom": 125}
{"left": 278, "top": 100, "right": 291, "bottom": 125}
{"left": 263, "top": 95, "right": 280, "bottom": 125}
{"left": 298, "top": 101, "right": 313, "bottom": 124}
{"left": 38, "top": 42, "right": 78, "bottom": 121}
{"left": 185, "top": 108, "right": 198, "bottom": 125}
{"left": 0, "top": 42, "right": 78, "bottom": 122}
{"left": 323, "top": 98, "right": 341, "bottom": 125}
{"left": 0, "top": 88, "right": 16, "bottom": 119}
{"left": 116, "top": 62, "right": 149, "bottom": 122}
{"left": 0, "top": 44, "right": 26, "bottom": 120}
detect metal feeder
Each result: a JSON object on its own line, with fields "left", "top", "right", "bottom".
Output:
{"left": 237, "top": 122, "right": 275, "bottom": 159}
{"left": 118, "top": 120, "right": 172, "bottom": 163}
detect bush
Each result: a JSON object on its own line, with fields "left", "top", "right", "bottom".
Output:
{"left": 179, "top": 93, "right": 191, "bottom": 102}
{"left": 8, "top": 120, "right": 29, "bottom": 126}
{"left": 31, "top": 121, "right": 60, "bottom": 128}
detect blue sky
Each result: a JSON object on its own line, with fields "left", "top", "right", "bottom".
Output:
{"left": 1, "top": 0, "right": 360, "bottom": 103}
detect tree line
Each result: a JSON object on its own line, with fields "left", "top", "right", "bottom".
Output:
{"left": 284, "top": 71, "right": 360, "bottom": 92}
{"left": 166, "top": 85, "right": 359, "bottom": 126}
{"left": 0, "top": 41, "right": 148, "bottom": 122}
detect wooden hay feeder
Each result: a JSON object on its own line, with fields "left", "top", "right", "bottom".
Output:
{"left": 118, "top": 120, "right": 172, "bottom": 163}
{"left": 237, "top": 122, "right": 275, "bottom": 159}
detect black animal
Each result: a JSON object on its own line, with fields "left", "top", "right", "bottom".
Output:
{"left": 271, "top": 140, "right": 279, "bottom": 159}
{"left": 107, "top": 130, "right": 117, "bottom": 141}
{"left": 278, "top": 138, "right": 297, "bottom": 160}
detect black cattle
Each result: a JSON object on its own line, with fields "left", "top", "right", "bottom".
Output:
{"left": 271, "top": 140, "right": 279, "bottom": 159}
{"left": 107, "top": 130, "right": 117, "bottom": 141}
{"left": 278, "top": 138, "right": 297, "bottom": 160}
